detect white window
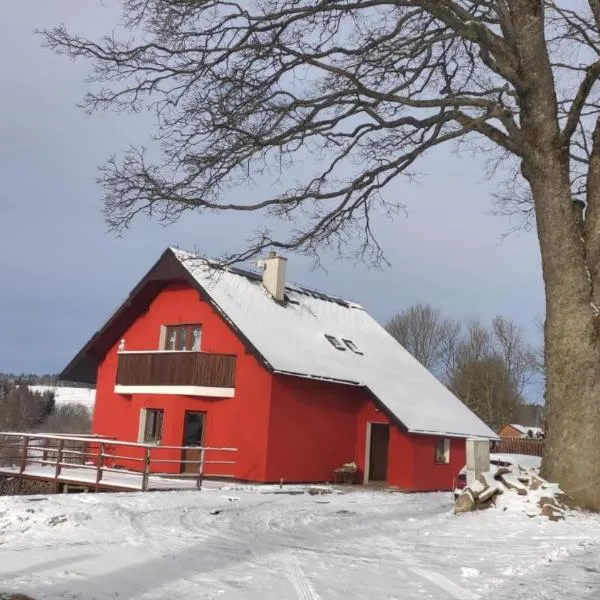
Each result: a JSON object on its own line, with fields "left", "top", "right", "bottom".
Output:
{"left": 163, "top": 324, "right": 202, "bottom": 351}
{"left": 324, "top": 334, "right": 346, "bottom": 350}
{"left": 435, "top": 438, "right": 450, "bottom": 464}
{"left": 138, "top": 408, "right": 164, "bottom": 444}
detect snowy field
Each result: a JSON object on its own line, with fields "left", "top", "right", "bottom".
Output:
{"left": 28, "top": 386, "right": 96, "bottom": 411}
{"left": 1, "top": 484, "right": 600, "bottom": 600}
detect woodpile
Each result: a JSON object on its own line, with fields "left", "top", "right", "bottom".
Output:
{"left": 454, "top": 466, "right": 567, "bottom": 520}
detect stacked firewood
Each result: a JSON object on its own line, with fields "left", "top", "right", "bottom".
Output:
{"left": 454, "top": 465, "right": 567, "bottom": 521}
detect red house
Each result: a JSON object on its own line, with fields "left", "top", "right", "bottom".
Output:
{"left": 61, "top": 248, "right": 496, "bottom": 491}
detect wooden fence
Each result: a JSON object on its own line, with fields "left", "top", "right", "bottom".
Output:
{"left": 0, "top": 432, "right": 237, "bottom": 492}
{"left": 491, "top": 437, "right": 544, "bottom": 457}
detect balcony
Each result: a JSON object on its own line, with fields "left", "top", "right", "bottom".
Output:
{"left": 115, "top": 351, "right": 236, "bottom": 397}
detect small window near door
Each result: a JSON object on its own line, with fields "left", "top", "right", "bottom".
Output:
{"left": 140, "top": 409, "right": 164, "bottom": 444}
{"left": 435, "top": 438, "right": 450, "bottom": 464}
{"left": 164, "top": 324, "right": 202, "bottom": 351}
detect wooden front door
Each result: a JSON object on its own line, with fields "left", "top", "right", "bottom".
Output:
{"left": 368, "top": 423, "right": 390, "bottom": 482}
{"left": 181, "top": 411, "right": 205, "bottom": 474}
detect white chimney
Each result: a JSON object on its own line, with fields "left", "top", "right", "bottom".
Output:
{"left": 261, "top": 251, "right": 287, "bottom": 301}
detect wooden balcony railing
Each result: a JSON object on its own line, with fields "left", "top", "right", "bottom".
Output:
{"left": 116, "top": 351, "right": 236, "bottom": 389}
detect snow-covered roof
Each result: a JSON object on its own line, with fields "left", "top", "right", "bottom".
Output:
{"left": 174, "top": 249, "right": 497, "bottom": 440}
{"left": 509, "top": 424, "right": 544, "bottom": 437}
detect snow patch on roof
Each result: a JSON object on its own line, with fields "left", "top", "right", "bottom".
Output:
{"left": 509, "top": 424, "right": 544, "bottom": 437}
{"left": 173, "top": 248, "right": 497, "bottom": 440}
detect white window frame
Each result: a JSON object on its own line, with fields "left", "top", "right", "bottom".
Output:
{"left": 434, "top": 438, "right": 450, "bottom": 464}
{"left": 161, "top": 324, "right": 202, "bottom": 351}
{"left": 138, "top": 408, "right": 164, "bottom": 444}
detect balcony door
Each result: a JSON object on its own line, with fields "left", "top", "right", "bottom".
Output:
{"left": 165, "top": 324, "right": 201, "bottom": 351}
{"left": 181, "top": 411, "right": 205, "bottom": 474}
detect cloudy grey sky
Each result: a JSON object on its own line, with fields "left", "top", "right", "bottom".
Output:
{"left": 0, "top": 1, "right": 544, "bottom": 394}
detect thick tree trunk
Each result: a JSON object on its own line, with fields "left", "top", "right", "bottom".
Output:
{"left": 527, "top": 161, "right": 600, "bottom": 507}
{"left": 542, "top": 309, "right": 600, "bottom": 508}
{"left": 507, "top": 0, "right": 600, "bottom": 508}
{"left": 526, "top": 157, "right": 600, "bottom": 509}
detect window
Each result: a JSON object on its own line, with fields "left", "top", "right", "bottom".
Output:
{"left": 164, "top": 324, "right": 202, "bottom": 351}
{"left": 140, "top": 409, "right": 164, "bottom": 444}
{"left": 342, "top": 338, "right": 363, "bottom": 355}
{"left": 324, "top": 334, "right": 346, "bottom": 350}
{"left": 435, "top": 438, "right": 450, "bottom": 464}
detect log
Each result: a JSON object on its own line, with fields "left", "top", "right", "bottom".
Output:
{"left": 454, "top": 490, "right": 476, "bottom": 513}
{"left": 499, "top": 473, "right": 528, "bottom": 495}
{"left": 479, "top": 471, "right": 504, "bottom": 493}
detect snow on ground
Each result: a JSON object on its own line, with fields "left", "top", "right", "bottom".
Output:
{"left": 29, "top": 386, "right": 95, "bottom": 411}
{"left": 490, "top": 453, "right": 542, "bottom": 470}
{"left": 1, "top": 485, "right": 600, "bottom": 600}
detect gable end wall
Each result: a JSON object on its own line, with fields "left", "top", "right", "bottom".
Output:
{"left": 93, "top": 283, "right": 273, "bottom": 480}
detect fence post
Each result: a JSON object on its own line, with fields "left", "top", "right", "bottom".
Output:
{"left": 197, "top": 447, "right": 206, "bottom": 490}
{"left": 42, "top": 438, "right": 49, "bottom": 464}
{"left": 55, "top": 438, "right": 64, "bottom": 480}
{"left": 141, "top": 447, "right": 151, "bottom": 491}
{"left": 19, "top": 436, "right": 29, "bottom": 474}
{"left": 95, "top": 443, "right": 105, "bottom": 492}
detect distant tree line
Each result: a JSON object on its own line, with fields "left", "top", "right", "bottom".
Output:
{"left": 386, "top": 304, "right": 543, "bottom": 432}
{"left": 0, "top": 372, "right": 91, "bottom": 388}
{"left": 0, "top": 378, "right": 91, "bottom": 434}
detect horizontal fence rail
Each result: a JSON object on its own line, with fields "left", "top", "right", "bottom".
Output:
{"left": 116, "top": 351, "right": 236, "bottom": 388}
{"left": 0, "top": 432, "right": 237, "bottom": 492}
{"left": 491, "top": 437, "right": 544, "bottom": 457}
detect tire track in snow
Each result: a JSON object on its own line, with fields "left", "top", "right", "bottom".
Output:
{"left": 409, "top": 567, "right": 480, "bottom": 600}
{"left": 285, "top": 556, "right": 322, "bottom": 600}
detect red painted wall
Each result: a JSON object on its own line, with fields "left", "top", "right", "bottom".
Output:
{"left": 93, "top": 284, "right": 272, "bottom": 480}
{"left": 407, "top": 435, "right": 466, "bottom": 491}
{"left": 353, "top": 401, "right": 464, "bottom": 491}
{"left": 265, "top": 375, "right": 364, "bottom": 483}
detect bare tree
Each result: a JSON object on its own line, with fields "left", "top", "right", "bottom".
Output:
{"left": 39, "top": 405, "right": 92, "bottom": 435}
{"left": 448, "top": 319, "right": 531, "bottom": 431}
{"left": 386, "top": 306, "right": 539, "bottom": 429}
{"left": 0, "top": 379, "right": 89, "bottom": 435}
{"left": 450, "top": 354, "right": 521, "bottom": 431}
{"left": 492, "top": 316, "right": 539, "bottom": 398}
{"left": 41, "top": 1, "right": 600, "bottom": 506}
{"left": 386, "top": 303, "right": 459, "bottom": 373}
{"left": 0, "top": 383, "right": 54, "bottom": 431}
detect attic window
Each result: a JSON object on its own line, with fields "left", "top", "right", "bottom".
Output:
{"left": 342, "top": 339, "right": 363, "bottom": 355}
{"left": 324, "top": 334, "right": 346, "bottom": 351}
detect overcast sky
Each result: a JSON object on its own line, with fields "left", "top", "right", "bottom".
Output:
{"left": 0, "top": 2, "right": 544, "bottom": 397}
